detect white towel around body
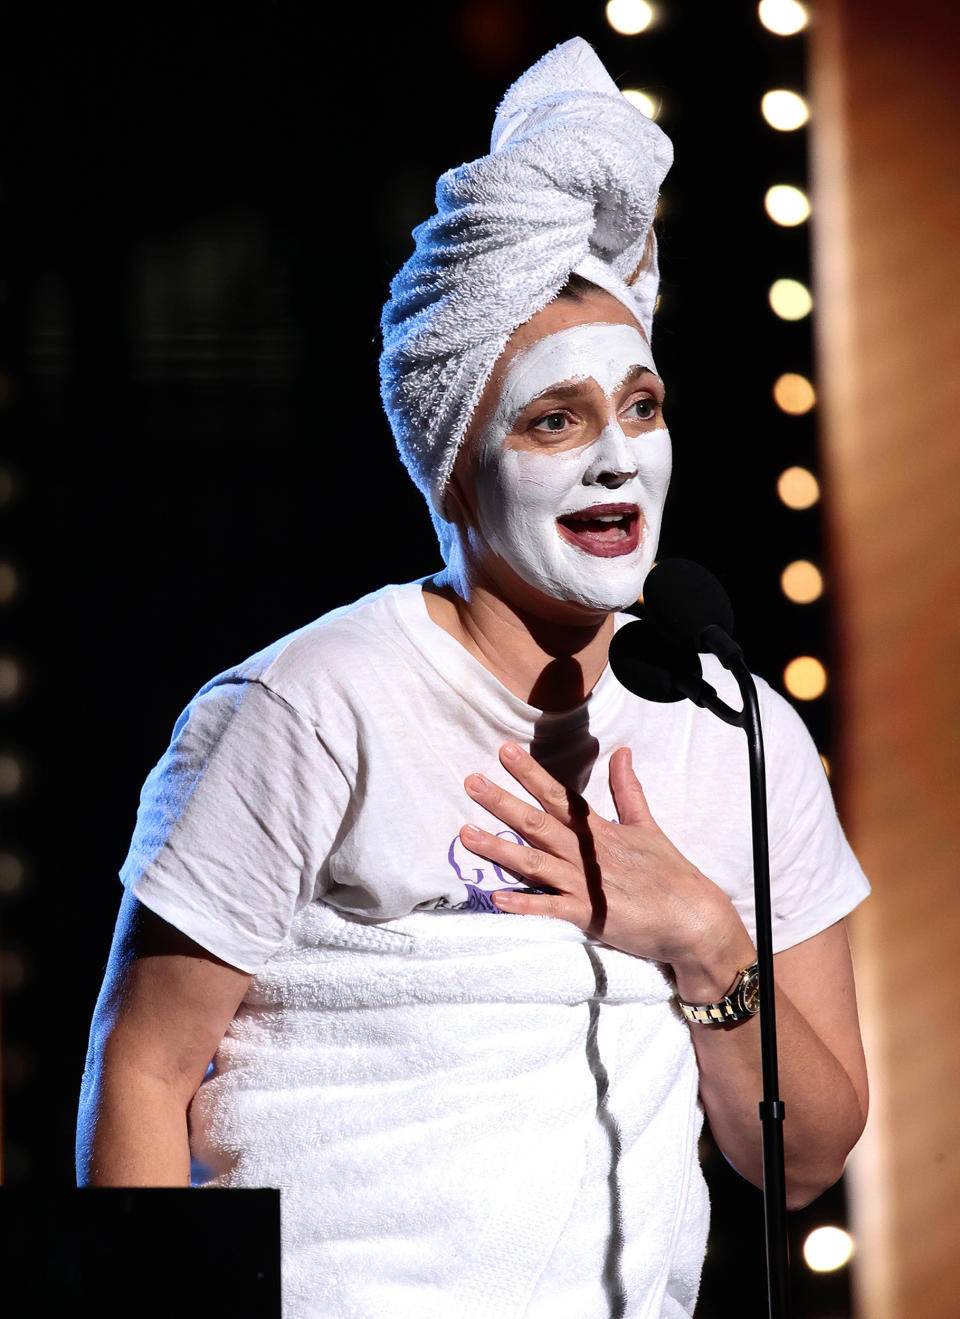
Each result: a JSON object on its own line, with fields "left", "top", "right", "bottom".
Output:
{"left": 190, "top": 901, "right": 708, "bottom": 1318}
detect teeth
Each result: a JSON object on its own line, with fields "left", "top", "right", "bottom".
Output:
{"left": 568, "top": 510, "right": 631, "bottom": 522}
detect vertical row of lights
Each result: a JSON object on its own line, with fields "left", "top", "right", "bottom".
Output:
{"left": 607, "top": 5, "right": 830, "bottom": 717}
{"left": 605, "top": 0, "right": 856, "bottom": 1283}
{"left": 0, "top": 229, "right": 20, "bottom": 793}
{"left": 0, "top": 470, "right": 19, "bottom": 756}
{"left": 758, "top": 1, "right": 830, "bottom": 715}
{"left": 606, "top": 2, "right": 661, "bottom": 124}
{"left": 0, "top": 477, "right": 20, "bottom": 806}
{"left": 0, "top": 143, "right": 27, "bottom": 1173}
{"left": 761, "top": 1, "right": 855, "bottom": 1280}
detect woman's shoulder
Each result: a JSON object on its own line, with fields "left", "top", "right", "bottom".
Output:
{"left": 201, "top": 581, "right": 422, "bottom": 720}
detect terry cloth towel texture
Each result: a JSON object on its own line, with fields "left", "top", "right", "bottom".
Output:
{"left": 379, "top": 36, "right": 673, "bottom": 556}
{"left": 190, "top": 903, "right": 708, "bottom": 1319}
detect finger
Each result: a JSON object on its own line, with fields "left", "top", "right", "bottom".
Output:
{"left": 459, "top": 823, "right": 576, "bottom": 893}
{"left": 497, "top": 742, "right": 598, "bottom": 831}
{"left": 464, "top": 772, "right": 580, "bottom": 863}
{"left": 609, "top": 747, "right": 653, "bottom": 828}
{"left": 490, "top": 887, "right": 588, "bottom": 928}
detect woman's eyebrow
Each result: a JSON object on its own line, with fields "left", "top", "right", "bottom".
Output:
{"left": 620, "top": 365, "right": 661, "bottom": 388}
{"left": 527, "top": 366, "right": 659, "bottom": 405}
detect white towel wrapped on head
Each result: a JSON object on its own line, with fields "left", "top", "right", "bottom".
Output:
{"left": 379, "top": 36, "right": 673, "bottom": 557}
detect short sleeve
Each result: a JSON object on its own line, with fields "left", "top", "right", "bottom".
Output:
{"left": 759, "top": 679, "right": 870, "bottom": 953}
{"left": 120, "top": 678, "right": 350, "bottom": 973}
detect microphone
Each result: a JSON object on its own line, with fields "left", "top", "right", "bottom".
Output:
{"left": 641, "top": 558, "right": 743, "bottom": 670}
{"left": 609, "top": 617, "right": 742, "bottom": 725}
{"left": 608, "top": 619, "right": 704, "bottom": 705}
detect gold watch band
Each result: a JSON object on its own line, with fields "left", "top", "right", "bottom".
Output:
{"left": 676, "top": 961, "right": 760, "bottom": 1025}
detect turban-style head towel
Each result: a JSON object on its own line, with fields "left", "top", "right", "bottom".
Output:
{"left": 379, "top": 37, "right": 674, "bottom": 559}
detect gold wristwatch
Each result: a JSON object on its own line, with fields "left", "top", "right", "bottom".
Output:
{"left": 677, "top": 961, "right": 760, "bottom": 1025}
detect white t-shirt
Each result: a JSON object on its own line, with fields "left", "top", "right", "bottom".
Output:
{"left": 122, "top": 578, "right": 869, "bottom": 972}
{"left": 119, "top": 579, "right": 869, "bottom": 1318}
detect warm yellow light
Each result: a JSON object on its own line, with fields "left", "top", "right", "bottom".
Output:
{"left": 777, "top": 467, "right": 820, "bottom": 510}
{"left": 769, "top": 278, "right": 813, "bottom": 320}
{"left": 2, "top": 950, "right": 25, "bottom": 991}
{"left": 773, "top": 372, "right": 816, "bottom": 414}
{"left": 0, "top": 657, "right": 21, "bottom": 700}
{"left": 0, "top": 852, "right": 25, "bottom": 895}
{"left": 762, "top": 89, "right": 809, "bottom": 130}
{"left": 803, "top": 1226, "right": 854, "bottom": 1272}
{"left": 781, "top": 560, "right": 823, "bottom": 603}
{"left": 784, "top": 656, "right": 828, "bottom": 700}
{"left": 758, "top": 0, "right": 808, "bottom": 35}
{"left": 0, "top": 563, "right": 19, "bottom": 605}
{"left": 765, "top": 184, "right": 811, "bottom": 225}
{"left": 819, "top": 752, "right": 831, "bottom": 777}
{"left": 622, "top": 89, "right": 659, "bottom": 120}
{"left": 606, "top": 0, "right": 654, "bottom": 35}
{"left": 0, "top": 753, "right": 24, "bottom": 797}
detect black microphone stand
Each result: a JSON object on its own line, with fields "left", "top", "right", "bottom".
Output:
{"left": 610, "top": 596, "right": 791, "bottom": 1316}
{"left": 699, "top": 624, "right": 790, "bottom": 1319}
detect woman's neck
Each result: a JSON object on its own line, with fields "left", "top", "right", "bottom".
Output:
{"left": 422, "top": 566, "right": 616, "bottom": 712}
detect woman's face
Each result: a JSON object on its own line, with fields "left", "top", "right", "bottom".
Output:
{"left": 451, "top": 288, "right": 671, "bottom": 614}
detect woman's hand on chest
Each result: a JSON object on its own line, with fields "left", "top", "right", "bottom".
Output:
{"left": 460, "top": 741, "right": 754, "bottom": 998}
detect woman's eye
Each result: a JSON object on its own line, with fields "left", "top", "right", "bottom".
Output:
{"left": 626, "top": 397, "right": 658, "bottom": 422}
{"left": 533, "top": 412, "right": 569, "bottom": 433}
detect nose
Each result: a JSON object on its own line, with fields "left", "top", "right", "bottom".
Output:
{"left": 582, "top": 422, "right": 638, "bottom": 489}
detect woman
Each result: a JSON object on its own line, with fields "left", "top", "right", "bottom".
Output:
{"left": 77, "top": 39, "right": 868, "bottom": 1318}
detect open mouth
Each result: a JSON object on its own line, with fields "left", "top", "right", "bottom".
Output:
{"left": 556, "top": 503, "right": 642, "bottom": 558}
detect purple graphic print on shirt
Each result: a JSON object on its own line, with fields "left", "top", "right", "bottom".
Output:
{"left": 445, "top": 830, "right": 531, "bottom": 912}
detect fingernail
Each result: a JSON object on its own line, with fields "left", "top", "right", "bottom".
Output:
{"left": 466, "top": 773, "right": 488, "bottom": 793}
{"left": 492, "top": 890, "right": 518, "bottom": 907}
{"left": 462, "top": 823, "right": 481, "bottom": 839}
{"left": 501, "top": 742, "right": 521, "bottom": 761}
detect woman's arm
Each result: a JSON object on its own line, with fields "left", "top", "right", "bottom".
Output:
{"left": 77, "top": 889, "right": 253, "bottom": 1186}
{"left": 677, "top": 918, "right": 867, "bottom": 1207}
{"left": 459, "top": 742, "right": 868, "bottom": 1208}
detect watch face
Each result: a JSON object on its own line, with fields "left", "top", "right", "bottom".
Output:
{"left": 741, "top": 969, "right": 761, "bottom": 1015}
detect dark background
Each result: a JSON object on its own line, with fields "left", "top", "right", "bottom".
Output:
{"left": 2, "top": 3, "right": 849, "bottom": 1313}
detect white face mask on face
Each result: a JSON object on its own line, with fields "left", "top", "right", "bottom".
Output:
{"left": 472, "top": 322, "right": 672, "bottom": 611}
